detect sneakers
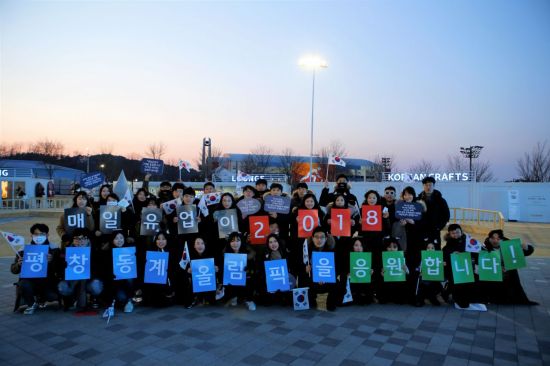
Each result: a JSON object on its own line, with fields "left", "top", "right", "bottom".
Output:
{"left": 454, "top": 303, "right": 487, "bottom": 312}
{"left": 245, "top": 301, "right": 256, "bottom": 311}
{"left": 227, "top": 297, "right": 238, "bottom": 307}
{"left": 24, "top": 302, "right": 38, "bottom": 315}
{"left": 123, "top": 301, "right": 134, "bottom": 313}
{"left": 215, "top": 287, "right": 225, "bottom": 300}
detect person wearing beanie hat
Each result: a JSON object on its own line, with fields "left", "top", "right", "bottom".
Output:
{"left": 158, "top": 181, "right": 173, "bottom": 204}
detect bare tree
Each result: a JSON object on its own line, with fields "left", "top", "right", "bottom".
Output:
{"left": 241, "top": 154, "right": 258, "bottom": 173}
{"left": 146, "top": 142, "right": 167, "bottom": 160}
{"left": 447, "top": 154, "right": 495, "bottom": 182}
{"left": 249, "top": 145, "right": 273, "bottom": 174}
{"left": 317, "top": 140, "right": 348, "bottom": 180}
{"left": 517, "top": 141, "right": 550, "bottom": 182}
{"left": 127, "top": 152, "right": 142, "bottom": 161}
{"left": 28, "top": 139, "right": 64, "bottom": 157}
{"left": 0, "top": 142, "right": 24, "bottom": 156}
{"left": 279, "top": 148, "right": 303, "bottom": 184}
{"left": 99, "top": 143, "right": 114, "bottom": 155}
{"left": 196, "top": 147, "right": 225, "bottom": 173}
{"left": 409, "top": 159, "right": 439, "bottom": 174}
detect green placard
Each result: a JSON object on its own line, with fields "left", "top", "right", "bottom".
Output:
{"left": 420, "top": 250, "right": 444, "bottom": 281}
{"left": 500, "top": 238, "right": 526, "bottom": 270}
{"left": 450, "top": 252, "right": 474, "bottom": 284}
{"left": 382, "top": 251, "right": 406, "bottom": 282}
{"left": 350, "top": 252, "right": 372, "bottom": 283}
{"left": 478, "top": 251, "right": 503, "bottom": 282}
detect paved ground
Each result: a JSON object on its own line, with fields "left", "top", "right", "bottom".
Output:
{"left": 0, "top": 256, "right": 549, "bottom": 366}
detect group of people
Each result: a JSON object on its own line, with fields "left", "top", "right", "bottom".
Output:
{"left": 10, "top": 174, "right": 537, "bottom": 315}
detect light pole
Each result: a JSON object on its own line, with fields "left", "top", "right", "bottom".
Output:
{"left": 299, "top": 55, "right": 328, "bottom": 182}
{"left": 460, "top": 146, "right": 483, "bottom": 179}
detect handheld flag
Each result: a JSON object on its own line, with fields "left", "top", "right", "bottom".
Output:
{"left": 293, "top": 287, "right": 310, "bottom": 310}
{"left": 328, "top": 155, "right": 346, "bottom": 167}
{"left": 1, "top": 231, "right": 25, "bottom": 256}
{"left": 302, "top": 239, "right": 309, "bottom": 265}
{"left": 179, "top": 242, "right": 190, "bottom": 269}
{"left": 178, "top": 160, "right": 193, "bottom": 172}
{"left": 343, "top": 276, "right": 353, "bottom": 304}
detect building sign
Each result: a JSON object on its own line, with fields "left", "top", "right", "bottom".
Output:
{"left": 230, "top": 173, "right": 287, "bottom": 183}
{"left": 383, "top": 171, "right": 474, "bottom": 182}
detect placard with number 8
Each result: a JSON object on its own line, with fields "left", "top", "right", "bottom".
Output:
{"left": 361, "top": 205, "right": 382, "bottom": 232}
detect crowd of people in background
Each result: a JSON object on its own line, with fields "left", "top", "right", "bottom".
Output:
{"left": 10, "top": 174, "right": 537, "bottom": 315}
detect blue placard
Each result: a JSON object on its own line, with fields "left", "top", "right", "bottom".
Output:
{"left": 223, "top": 253, "right": 247, "bottom": 286}
{"left": 140, "top": 159, "right": 164, "bottom": 174}
{"left": 191, "top": 258, "right": 216, "bottom": 293}
{"left": 144, "top": 251, "right": 169, "bottom": 284}
{"left": 65, "top": 247, "right": 91, "bottom": 280}
{"left": 112, "top": 247, "right": 137, "bottom": 280}
{"left": 20, "top": 245, "right": 49, "bottom": 278}
{"left": 80, "top": 172, "right": 105, "bottom": 189}
{"left": 264, "top": 259, "right": 290, "bottom": 292}
{"left": 312, "top": 252, "right": 336, "bottom": 283}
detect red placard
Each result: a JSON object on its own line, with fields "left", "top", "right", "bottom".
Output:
{"left": 298, "top": 209, "right": 319, "bottom": 238}
{"left": 331, "top": 208, "right": 351, "bottom": 237}
{"left": 361, "top": 205, "right": 382, "bottom": 232}
{"left": 249, "top": 216, "right": 271, "bottom": 244}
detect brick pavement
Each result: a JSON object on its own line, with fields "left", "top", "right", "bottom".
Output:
{"left": 0, "top": 257, "right": 548, "bottom": 366}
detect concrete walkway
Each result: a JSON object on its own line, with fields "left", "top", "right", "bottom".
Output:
{"left": 0, "top": 257, "right": 548, "bottom": 366}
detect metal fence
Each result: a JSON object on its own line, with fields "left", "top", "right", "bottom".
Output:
{"left": 0, "top": 197, "right": 73, "bottom": 210}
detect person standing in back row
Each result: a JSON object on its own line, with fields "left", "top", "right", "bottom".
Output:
{"left": 417, "top": 177, "right": 449, "bottom": 250}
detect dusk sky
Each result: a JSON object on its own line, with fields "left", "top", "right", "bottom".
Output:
{"left": 0, "top": 0, "right": 549, "bottom": 181}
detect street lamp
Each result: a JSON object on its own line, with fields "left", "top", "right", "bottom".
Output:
{"left": 460, "top": 145, "right": 483, "bottom": 175}
{"left": 299, "top": 55, "right": 328, "bottom": 182}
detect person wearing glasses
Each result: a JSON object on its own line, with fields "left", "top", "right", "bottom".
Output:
{"left": 57, "top": 228, "right": 103, "bottom": 312}
{"left": 302, "top": 227, "right": 340, "bottom": 311}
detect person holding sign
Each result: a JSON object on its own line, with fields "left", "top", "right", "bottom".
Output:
{"left": 415, "top": 242, "right": 444, "bottom": 307}
{"left": 256, "top": 234, "right": 295, "bottom": 306}
{"left": 57, "top": 229, "right": 103, "bottom": 312}
{"left": 323, "top": 193, "right": 356, "bottom": 283}
{"left": 11, "top": 224, "right": 62, "bottom": 315}
{"left": 481, "top": 230, "right": 538, "bottom": 305}
{"left": 340, "top": 237, "right": 375, "bottom": 306}
{"left": 56, "top": 192, "right": 95, "bottom": 240}
{"left": 212, "top": 193, "right": 243, "bottom": 256}
{"left": 377, "top": 237, "right": 411, "bottom": 305}
{"left": 96, "top": 231, "right": 136, "bottom": 313}
{"left": 360, "top": 190, "right": 388, "bottom": 277}
{"left": 221, "top": 232, "right": 257, "bottom": 311}
{"left": 443, "top": 224, "right": 484, "bottom": 310}
{"left": 184, "top": 236, "right": 219, "bottom": 308}
{"left": 262, "top": 183, "right": 291, "bottom": 241}
{"left": 397, "top": 186, "right": 427, "bottom": 270}
{"left": 301, "top": 227, "right": 339, "bottom": 311}
{"left": 290, "top": 194, "right": 325, "bottom": 273}
{"left": 142, "top": 231, "right": 176, "bottom": 307}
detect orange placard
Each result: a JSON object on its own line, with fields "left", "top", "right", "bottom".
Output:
{"left": 249, "top": 216, "right": 271, "bottom": 244}
{"left": 361, "top": 205, "right": 382, "bottom": 232}
{"left": 331, "top": 208, "right": 351, "bottom": 237}
{"left": 298, "top": 209, "right": 319, "bottom": 238}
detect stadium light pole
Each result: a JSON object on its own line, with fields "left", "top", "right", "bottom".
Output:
{"left": 299, "top": 55, "right": 328, "bottom": 182}
{"left": 460, "top": 145, "right": 483, "bottom": 178}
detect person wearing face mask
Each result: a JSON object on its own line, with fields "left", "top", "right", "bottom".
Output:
{"left": 157, "top": 181, "right": 173, "bottom": 204}
{"left": 319, "top": 174, "right": 358, "bottom": 210}
{"left": 11, "top": 224, "right": 62, "bottom": 315}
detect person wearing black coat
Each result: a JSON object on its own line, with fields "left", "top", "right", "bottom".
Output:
{"left": 417, "top": 177, "right": 450, "bottom": 250}
{"left": 481, "top": 229, "right": 538, "bottom": 305}
{"left": 318, "top": 174, "right": 359, "bottom": 209}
